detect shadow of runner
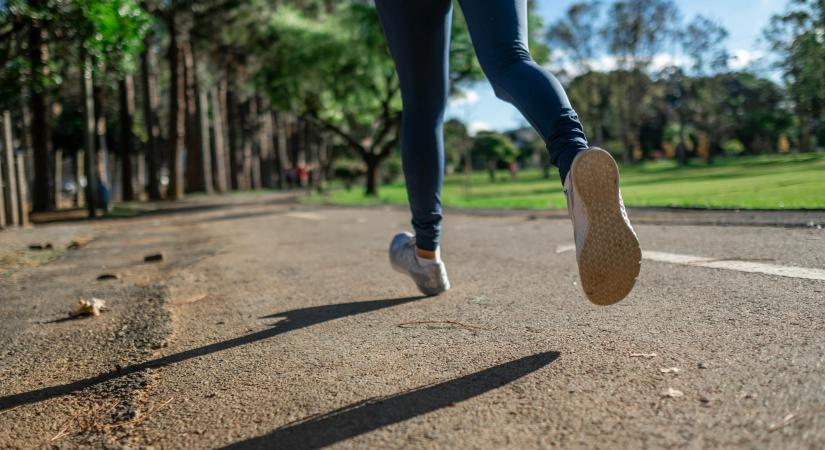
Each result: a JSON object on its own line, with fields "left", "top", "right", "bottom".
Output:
{"left": 0, "top": 296, "right": 426, "bottom": 411}
{"left": 222, "top": 351, "right": 561, "bottom": 450}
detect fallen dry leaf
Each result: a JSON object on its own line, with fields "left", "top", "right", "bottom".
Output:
{"left": 630, "top": 353, "right": 657, "bottom": 358}
{"left": 70, "top": 298, "right": 108, "bottom": 317}
{"left": 659, "top": 367, "right": 681, "bottom": 374}
{"left": 662, "top": 387, "right": 684, "bottom": 398}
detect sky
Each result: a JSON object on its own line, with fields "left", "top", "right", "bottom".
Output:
{"left": 446, "top": 0, "right": 789, "bottom": 134}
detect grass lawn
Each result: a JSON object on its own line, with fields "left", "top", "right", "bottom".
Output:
{"left": 307, "top": 153, "right": 825, "bottom": 210}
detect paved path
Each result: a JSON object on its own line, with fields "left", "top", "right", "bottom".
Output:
{"left": 1, "top": 193, "right": 823, "bottom": 449}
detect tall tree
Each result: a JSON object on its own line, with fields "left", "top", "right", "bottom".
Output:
{"left": 764, "top": 0, "right": 825, "bottom": 152}
{"left": 27, "top": 0, "right": 53, "bottom": 211}
{"left": 547, "top": 1, "right": 607, "bottom": 145}
{"left": 603, "top": 0, "right": 680, "bottom": 162}
{"left": 259, "top": 3, "right": 485, "bottom": 196}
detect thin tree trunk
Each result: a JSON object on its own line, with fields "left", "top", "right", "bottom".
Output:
{"left": 118, "top": 76, "right": 136, "bottom": 201}
{"left": 316, "top": 140, "right": 328, "bottom": 192}
{"left": 15, "top": 153, "right": 29, "bottom": 226}
{"left": 94, "top": 83, "right": 110, "bottom": 198}
{"left": 53, "top": 147, "right": 61, "bottom": 209}
{"left": 275, "top": 112, "right": 291, "bottom": 189}
{"left": 210, "top": 85, "right": 228, "bottom": 193}
{"left": 28, "top": 15, "right": 53, "bottom": 212}
{"left": 167, "top": 17, "right": 186, "bottom": 200}
{"left": 226, "top": 80, "right": 241, "bottom": 190}
{"left": 248, "top": 98, "right": 259, "bottom": 190}
{"left": 0, "top": 159, "right": 5, "bottom": 227}
{"left": 75, "top": 150, "right": 84, "bottom": 207}
{"left": 198, "top": 88, "right": 213, "bottom": 194}
{"left": 21, "top": 88, "right": 35, "bottom": 196}
{"left": 81, "top": 54, "right": 97, "bottom": 216}
{"left": 184, "top": 39, "right": 205, "bottom": 193}
{"left": 140, "top": 41, "right": 161, "bottom": 200}
{"left": 2, "top": 111, "right": 19, "bottom": 225}
{"left": 259, "top": 105, "right": 274, "bottom": 188}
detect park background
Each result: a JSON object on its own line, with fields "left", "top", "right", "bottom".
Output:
{"left": 0, "top": 0, "right": 823, "bottom": 226}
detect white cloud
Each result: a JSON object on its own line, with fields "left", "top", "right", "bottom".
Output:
{"left": 548, "top": 53, "right": 691, "bottom": 76}
{"left": 728, "top": 49, "right": 765, "bottom": 70}
{"left": 467, "top": 120, "right": 493, "bottom": 136}
{"left": 448, "top": 90, "right": 480, "bottom": 108}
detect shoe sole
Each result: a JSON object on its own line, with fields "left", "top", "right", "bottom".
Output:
{"left": 570, "top": 148, "right": 641, "bottom": 305}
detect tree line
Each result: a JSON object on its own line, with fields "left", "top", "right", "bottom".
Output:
{"left": 0, "top": 0, "right": 822, "bottom": 222}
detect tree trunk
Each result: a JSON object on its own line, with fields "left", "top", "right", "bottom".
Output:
{"left": 226, "top": 78, "right": 241, "bottom": 190}
{"left": 316, "top": 140, "right": 328, "bottom": 192}
{"left": 247, "top": 98, "right": 259, "bottom": 190}
{"left": 21, "top": 87, "right": 35, "bottom": 196}
{"left": 118, "top": 76, "right": 136, "bottom": 201}
{"left": 167, "top": 17, "right": 186, "bottom": 200}
{"left": 28, "top": 16, "right": 53, "bottom": 212}
{"left": 184, "top": 39, "right": 206, "bottom": 193}
{"left": 74, "top": 150, "right": 84, "bottom": 207}
{"left": 198, "top": 87, "right": 214, "bottom": 194}
{"left": 365, "top": 154, "right": 379, "bottom": 196}
{"left": 259, "top": 104, "right": 275, "bottom": 188}
{"left": 93, "top": 82, "right": 111, "bottom": 197}
{"left": 53, "top": 148, "right": 61, "bottom": 209}
{"left": 140, "top": 39, "right": 162, "bottom": 200}
{"left": 15, "top": 153, "right": 29, "bottom": 226}
{"left": 210, "top": 85, "right": 228, "bottom": 193}
{"left": 2, "top": 111, "right": 19, "bottom": 225}
{"left": 81, "top": 55, "right": 97, "bottom": 216}
{"left": 275, "top": 112, "right": 291, "bottom": 189}
{"left": 0, "top": 159, "right": 5, "bottom": 227}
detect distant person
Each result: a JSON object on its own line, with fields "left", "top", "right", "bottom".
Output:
{"left": 508, "top": 161, "right": 519, "bottom": 179}
{"left": 380, "top": 0, "right": 641, "bottom": 305}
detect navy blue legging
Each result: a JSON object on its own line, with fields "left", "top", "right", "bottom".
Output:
{"left": 376, "top": 0, "right": 589, "bottom": 251}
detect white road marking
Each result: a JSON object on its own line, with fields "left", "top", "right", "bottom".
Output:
{"left": 285, "top": 212, "right": 324, "bottom": 221}
{"left": 642, "top": 250, "right": 825, "bottom": 281}
{"left": 556, "top": 244, "right": 825, "bottom": 281}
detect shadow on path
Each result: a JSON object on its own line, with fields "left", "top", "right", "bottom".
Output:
{"left": 222, "top": 351, "right": 560, "bottom": 450}
{"left": 0, "top": 296, "right": 425, "bottom": 411}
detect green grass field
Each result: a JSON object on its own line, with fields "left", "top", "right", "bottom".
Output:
{"left": 308, "top": 153, "right": 825, "bottom": 210}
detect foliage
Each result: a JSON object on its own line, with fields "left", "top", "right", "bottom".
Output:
{"left": 443, "top": 118, "right": 471, "bottom": 171}
{"left": 471, "top": 131, "right": 519, "bottom": 180}
{"left": 78, "top": 0, "right": 151, "bottom": 74}
{"left": 764, "top": 0, "right": 825, "bottom": 149}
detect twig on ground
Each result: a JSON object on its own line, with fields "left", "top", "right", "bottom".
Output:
{"left": 397, "top": 320, "right": 494, "bottom": 331}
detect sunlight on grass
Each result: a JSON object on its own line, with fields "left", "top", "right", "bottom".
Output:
{"left": 307, "top": 154, "right": 825, "bottom": 210}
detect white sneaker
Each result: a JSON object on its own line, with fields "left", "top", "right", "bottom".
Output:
{"left": 389, "top": 232, "right": 450, "bottom": 296}
{"left": 564, "top": 148, "right": 641, "bottom": 305}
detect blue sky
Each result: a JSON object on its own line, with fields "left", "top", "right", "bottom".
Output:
{"left": 446, "top": 0, "right": 789, "bottom": 134}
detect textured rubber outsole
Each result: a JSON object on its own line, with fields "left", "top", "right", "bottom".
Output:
{"left": 570, "top": 148, "right": 641, "bottom": 305}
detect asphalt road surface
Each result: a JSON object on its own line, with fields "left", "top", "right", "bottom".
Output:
{"left": 1, "top": 193, "right": 823, "bottom": 449}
